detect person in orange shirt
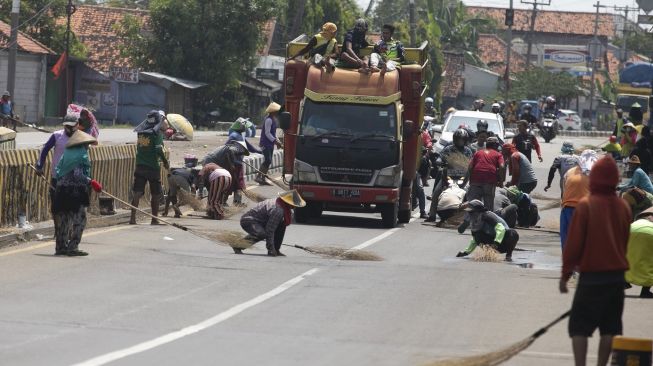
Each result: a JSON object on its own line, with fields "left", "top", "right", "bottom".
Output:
{"left": 560, "top": 150, "right": 596, "bottom": 250}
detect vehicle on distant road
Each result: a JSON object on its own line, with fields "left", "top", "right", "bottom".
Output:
{"left": 557, "top": 109, "right": 581, "bottom": 131}
{"left": 431, "top": 110, "right": 513, "bottom": 153}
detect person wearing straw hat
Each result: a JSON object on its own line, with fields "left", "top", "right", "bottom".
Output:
{"left": 560, "top": 156, "right": 631, "bottom": 366}
{"left": 257, "top": 101, "right": 283, "bottom": 185}
{"left": 622, "top": 187, "right": 653, "bottom": 220}
{"left": 35, "top": 114, "right": 80, "bottom": 207}
{"left": 130, "top": 110, "right": 170, "bottom": 225}
{"left": 620, "top": 122, "right": 638, "bottom": 157}
{"left": 455, "top": 199, "right": 519, "bottom": 261}
{"left": 625, "top": 207, "right": 653, "bottom": 298}
{"left": 52, "top": 130, "right": 103, "bottom": 256}
{"left": 559, "top": 150, "right": 596, "bottom": 250}
{"left": 544, "top": 141, "right": 579, "bottom": 197}
{"left": 202, "top": 140, "right": 250, "bottom": 206}
{"left": 618, "top": 155, "right": 653, "bottom": 194}
{"left": 239, "top": 190, "right": 306, "bottom": 256}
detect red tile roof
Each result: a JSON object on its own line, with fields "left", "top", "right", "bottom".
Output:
{"left": 0, "top": 20, "right": 54, "bottom": 55}
{"left": 467, "top": 6, "right": 616, "bottom": 38}
{"left": 58, "top": 5, "right": 150, "bottom": 71}
{"left": 477, "top": 34, "right": 526, "bottom": 76}
{"left": 259, "top": 18, "right": 277, "bottom": 56}
{"left": 442, "top": 52, "right": 465, "bottom": 98}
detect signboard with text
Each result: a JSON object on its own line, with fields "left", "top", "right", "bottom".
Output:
{"left": 543, "top": 49, "right": 590, "bottom": 68}
{"left": 109, "top": 66, "right": 139, "bottom": 83}
{"left": 256, "top": 68, "right": 279, "bottom": 80}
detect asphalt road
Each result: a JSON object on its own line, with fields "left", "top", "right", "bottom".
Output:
{"left": 1, "top": 136, "right": 650, "bottom": 366}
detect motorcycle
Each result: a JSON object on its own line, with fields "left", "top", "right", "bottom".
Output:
{"left": 539, "top": 113, "right": 557, "bottom": 143}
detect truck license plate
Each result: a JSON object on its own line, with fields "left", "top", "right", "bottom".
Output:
{"left": 332, "top": 189, "right": 361, "bottom": 198}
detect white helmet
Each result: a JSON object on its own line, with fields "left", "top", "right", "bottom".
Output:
{"left": 492, "top": 103, "right": 500, "bottom": 109}
{"left": 425, "top": 97, "right": 434, "bottom": 104}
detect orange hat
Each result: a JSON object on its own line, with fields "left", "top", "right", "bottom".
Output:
{"left": 321, "top": 22, "right": 337, "bottom": 36}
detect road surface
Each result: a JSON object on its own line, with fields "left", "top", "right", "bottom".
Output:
{"left": 1, "top": 137, "right": 650, "bottom": 366}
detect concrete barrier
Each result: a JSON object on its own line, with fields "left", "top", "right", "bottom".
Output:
{"left": 505, "top": 128, "right": 612, "bottom": 138}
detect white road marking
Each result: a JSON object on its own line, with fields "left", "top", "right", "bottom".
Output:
{"left": 70, "top": 268, "right": 320, "bottom": 366}
{"left": 349, "top": 210, "right": 419, "bottom": 251}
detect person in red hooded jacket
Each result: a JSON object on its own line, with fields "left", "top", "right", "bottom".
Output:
{"left": 560, "top": 156, "right": 632, "bottom": 366}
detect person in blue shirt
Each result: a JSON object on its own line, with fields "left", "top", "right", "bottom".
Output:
{"left": 0, "top": 91, "right": 15, "bottom": 130}
{"left": 619, "top": 155, "right": 653, "bottom": 194}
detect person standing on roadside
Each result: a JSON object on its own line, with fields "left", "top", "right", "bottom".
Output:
{"left": 612, "top": 108, "right": 627, "bottom": 140}
{"left": 129, "top": 110, "right": 169, "bottom": 225}
{"left": 0, "top": 91, "right": 15, "bottom": 130}
{"left": 544, "top": 141, "right": 579, "bottom": 197}
{"left": 257, "top": 102, "right": 283, "bottom": 185}
{"left": 560, "top": 156, "right": 631, "bottom": 366}
{"left": 502, "top": 143, "right": 538, "bottom": 193}
{"left": 512, "top": 120, "right": 543, "bottom": 163}
{"left": 464, "top": 136, "right": 504, "bottom": 211}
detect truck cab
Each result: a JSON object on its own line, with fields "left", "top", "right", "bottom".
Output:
{"left": 281, "top": 36, "right": 428, "bottom": 227}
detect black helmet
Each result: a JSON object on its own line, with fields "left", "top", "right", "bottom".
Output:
{"left": 498, "top": 101, "right": 506, "bottom": 110}
{"left": 453, "top": 128, "right": 469, "bottom": 146}
{"left": 524, "top": 103, "right": 532, "bottom": 110}
{"left": 476, "top": 119, "right": 489, "bottom": 132}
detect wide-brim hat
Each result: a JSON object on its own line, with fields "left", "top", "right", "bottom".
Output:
{"left": 278, "top": 190, "right": 306, "bottom": 207}
{"left": 637, "top": 207, "right": 653, "bottom": 219}
{"left": 265, "top": 102, "right": 281, "bottom": 114}
{"left": 623, "top": 122, "right": 636, "bottom": 129}
{"left": 629, "top": 155, "right": 641, "bottom": 165}
{"left": 65, "top": 130, "right": 96, "bottom": 147}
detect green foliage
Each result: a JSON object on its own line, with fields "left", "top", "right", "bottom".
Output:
{"left": 116, "top": 0, "right": 277, "bottom": 120}
{"left": 282, "top": 0, "right": 361, "bottom": 45}
{"left": 103, "top": 0, "right": 149, "bottom": 8}
{"left": 0, "top": 0, "right": 86, "bottom": 57}
{"left": 509, "top": 67, "right": 582, "bottom": 104}
{"left": 613, "top": 32, "right": 653, "bottom": 59}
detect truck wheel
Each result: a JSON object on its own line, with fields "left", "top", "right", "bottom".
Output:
{"left": 398, "top": 209, "right": 411, "bottom": 223}
{"left": 308, "top": 202, "right": 323, "bottom": 218}
{"left": 294, "top": 206, "right": 311, "bottom": 223}
{"left": 380, "top": 202, "right": 398, "bottom": 228}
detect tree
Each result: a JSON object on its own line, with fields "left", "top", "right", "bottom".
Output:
{"left": 117, "top": 0, "right": 277, "bottom": 120}
{"left": 0, "top": 0, "right": 86, "bottom": 57}
{"left": 509, "top": 67, "right": 582, "bottom": 107}
{"left": 282, "top": 0, "right": 361, "bottom": 48}
{"left": 613, "top": 32, "right": 653, "bottom": 60}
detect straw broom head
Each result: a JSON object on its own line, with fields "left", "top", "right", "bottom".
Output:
{"left": 422, "top": 337, "right": 534, "bottom": 366}
{"left": 241, "top": 189, "right": 268, "bottom": 203}
{"left": 302, "top": 245, "right": 383, "bottom": 261}
{"left": 177, "top": 189, "right": 205, "bottom": 211}
{"left": 204, "top": 230, "right": 257, "bottom": 249}
{"left": 471, "top": 245, "right": 502, "bottom": 262}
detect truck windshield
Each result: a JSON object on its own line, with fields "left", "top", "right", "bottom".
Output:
{"left": 617, "top": 95, "right": 649, "bottom": 113}
{"left": 300, "top": 100, "right": 397, "bottom": 139}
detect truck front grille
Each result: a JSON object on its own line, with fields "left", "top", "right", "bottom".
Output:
{"left": 318, "top": 167, "right": 374, "bottom": 185}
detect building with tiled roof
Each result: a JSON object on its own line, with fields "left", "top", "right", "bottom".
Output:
{"left": 58, "top": 5, "right": 150, "bottom": 72}
{"left": 477, "top": 34, "right": 526, "bottom": 76}
{"left": 0, "top": 21, "right": 55, "bottom": 55}
{"left": 442, "top": 52, "right": 465, "bottom": 110}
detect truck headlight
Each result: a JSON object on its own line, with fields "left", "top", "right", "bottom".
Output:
{"left": 375, "top": 165, "right": 402, "bottom": 187}
{"left": 294, "top": 159, "right": 317, "bottom": 183}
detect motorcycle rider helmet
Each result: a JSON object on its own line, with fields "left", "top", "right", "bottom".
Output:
{"left": 473, "top": 99, "right": 485, "bottom": 111}
{"left": 523, "top": 103, "right": 532, "bottom": 112}
{"left": 425, "top": 97, "right": 434, "bottom": 104}
{"left": 498, "top": 101, "right": 506, "bottom": 111}
{"left": 476, "top": 119, "right": 489, "bottom": 132}
{"left": 491, "top": 103, "right": 500, "bottom": 113}
{"left": 453, "top": 128, "right": 469, "bottom": 147}
{"left": 546, "top": 95, "right": 556, "bottom": 108}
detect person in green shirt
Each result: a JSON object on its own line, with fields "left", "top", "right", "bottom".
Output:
{"left": 369, "top": 24, "right": 405, "bottom": 75}
{"left": 130, "top": 110, "right": 169, "bottom": 225}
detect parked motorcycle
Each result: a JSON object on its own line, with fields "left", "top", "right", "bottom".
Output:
{"left": 539, "top": 113, "right": 557, "bottom": 143}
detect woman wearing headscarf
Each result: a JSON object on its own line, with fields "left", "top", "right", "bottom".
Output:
{"left": 620, "top": 122, "right": 638, "bottom": 157}
{"left": 227, "top": 119, "right": 261, "bottom": 206}
{"left": 78, "top": 108, "right": 99, "bottom": 141}
{"left": 289, "top": 22, "right": 339, "bottom": 72}
{"left": 559, "top": 150, "right": 596, "bottom": 250}
{"left": 52, "top": 130, "right": 103, "bottom": 256}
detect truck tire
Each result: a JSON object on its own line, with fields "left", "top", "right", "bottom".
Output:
{"left": 398, "top": 209, "right": 411, "bottom": 223}
{"left": 380, "top": 202, "right": 398, "bottom": 228}
{"left": 294, "top": 206, "right": 311, "bottom": 223}
{"left": 308, "top": 202, "right": 323, "bottom": 218}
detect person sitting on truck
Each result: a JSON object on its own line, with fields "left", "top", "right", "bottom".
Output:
{"left": 512, "top": 120, "right": 543, "bottom": 163}
{"left": 339, "top": 18, "right": 370, "bottom": 73}
{"left": 369, "top": 24, "right": 405, "bottom": 75}
{"left": 288, "top": 22, "right": 339, "bottom": 73}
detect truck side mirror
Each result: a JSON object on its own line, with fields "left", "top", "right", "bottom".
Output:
{"left": 403, "top": 120, "right": 415, "bottom": 137}
{"left": 279, "top": 111, "right": 291, "bottom": 130}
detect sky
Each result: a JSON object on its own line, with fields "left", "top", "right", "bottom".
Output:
{"left": 355, "top": 0, "right": 646, "bottom": 15}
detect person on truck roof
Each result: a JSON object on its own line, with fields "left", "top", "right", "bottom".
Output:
{"left": 288, "top": 22, "right": 339, "bottom": 73}
{"left": 369, "top": 24, "right": 405, "bottom": 76}
{"left": 339, "top": 18, "right": 370, "bottom": 73}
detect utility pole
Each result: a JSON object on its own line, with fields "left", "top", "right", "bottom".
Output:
{"left": 64, "top": 0, "right": 76, "bottom": 105}
{"left": 621, "top": 5, "right": 629, "bottom": 66}
{"left": 7, "top": 0, "right": 19, "bottom": 99}
{"left": 504, "top": 0, "right": 514, "bottom": 98}
{"left": 588, "top": 1, "right": 602, "bottom": 126}
{"left": 409, "top": 0, "right": 417, "bottom": 47}
{"left": 521, "top": 0, "right": 550, "bottom": 67}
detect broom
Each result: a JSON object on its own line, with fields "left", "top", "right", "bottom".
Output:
{"left": 5, "top": 115, "right": 52, "bottom": 133}
{"left": 177, "top": 189, "right": 205, "bottom": 211}
{"left": 423, "top": 310, "right": 571, "bottom": 366}
{"left": 242, "top": 160, "right": 290, "bottom": 190}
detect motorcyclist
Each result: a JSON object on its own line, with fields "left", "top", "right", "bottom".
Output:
{"left": 491, "top": 103, "right": 501, "bottom": 114}
{"left": 472, "top": 99, "right": 485, "bottom": 112}
{"left": 424, "top": 97, "right": 436, "bottom": 117}
{"left": 542, "top": 95, "right": 560, "bottom": 119}
{"left": 425, "top": 128, "right": 473, "bottom": 222}
{"left": 519, "top": 103, "right": 538, "bottom": 129}
{"left": 471, "top": 119, "right": 489, "bottom": 152}
{"left": 511, "top": 120, "right": 543, "bottom": 163}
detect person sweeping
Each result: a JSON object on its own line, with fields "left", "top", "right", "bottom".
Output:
{"left": 560, "top": 156, "right": 632, "bottom": 366}
{"left": 52, "top": 130, "right": 103, "bottom": 256}
{"left": 238, "top": 190, "right": 306, "bottom": 256}
{"left": 196, "top": 163, "right": 232, "bottom": 220}
{"left": 625, "top": 207, "right": 653, "bottom": 298}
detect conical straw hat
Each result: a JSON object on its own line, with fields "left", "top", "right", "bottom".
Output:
{"left": 278, "top": 190, "right": 306, "bottom": 207}
{"left": 265, "top": 102, "right": 281, "bottom": 113}
{"left": 65, "top": 130, "right": 96, "bottom": 148}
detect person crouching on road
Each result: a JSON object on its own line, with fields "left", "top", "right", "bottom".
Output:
{"left": 52, "top": 131, "right": 103, "bottom": 256}
{"left": 196, "top": 163, "right": 232, "bottom": 219}
{"left": 625, "top": 207, "right": 653, "bottom": 298}
{"left": 502, "top": 143, "right": 538, "bottom": 193}
{"left": 560, "top": 156, "right": 631, "bottom": 366}
{"left": 239, "top": 190, "right": 306, "bottom": 256}
{"left": 163, "top": 163, "right": 197, "bottom": 218}
{"left": 130, "top": 110, "right": 170, "bottom": 225}
{"left": 455, "top": 199, "right": 519, "bottom": 261}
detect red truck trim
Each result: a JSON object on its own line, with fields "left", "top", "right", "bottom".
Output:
{"left": 293, "top": 184, "right": 399, "bottom": 204}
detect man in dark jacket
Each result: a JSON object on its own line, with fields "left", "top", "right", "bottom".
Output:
{"left": 512, "top": 120, "right": 543, "bottom": 163}
{"left": 456, "top": 199, "right": 519, "bottom": 261}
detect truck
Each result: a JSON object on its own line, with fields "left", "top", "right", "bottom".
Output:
{"left": 279, "top": 36, "right": 428, "bottom": 228}
{"left": 616, "top": 62, "right": 653, "bottom": 121}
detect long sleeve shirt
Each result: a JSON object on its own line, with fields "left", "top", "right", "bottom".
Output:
{"left": 619, "top": 167, "right": 653, "bottom": 194}
{"left": 562, "top": 195, "right": 631, "bottom": 281}
{"left": 463, "top": 211, "right": 509, "bottom": 254}
{"left": 241, "top": 199, "right": 285, "bottom": 249}
{"left": 36, "top": 130, "right": 70, "bottom": 178}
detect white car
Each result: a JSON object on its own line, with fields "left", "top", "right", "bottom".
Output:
{"left": 432, "top": 110, "right": 513, "bottom": 153}
{"left": 557, "top": 109, "right": 581, "bottom": 131}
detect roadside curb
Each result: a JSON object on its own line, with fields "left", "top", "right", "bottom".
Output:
{"left": 505, "top": 128, "right": 612, "bottom": 138}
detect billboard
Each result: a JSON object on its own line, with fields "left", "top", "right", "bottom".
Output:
{"left": 543, "top": 49, "right": 590, "bottom": 68}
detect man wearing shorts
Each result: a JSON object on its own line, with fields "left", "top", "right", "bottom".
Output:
{"left": 130, "top": 110, "right": 169, "bottom": 225}
{"left": 560, "top": 156, "right": 631, "bottom": 366}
